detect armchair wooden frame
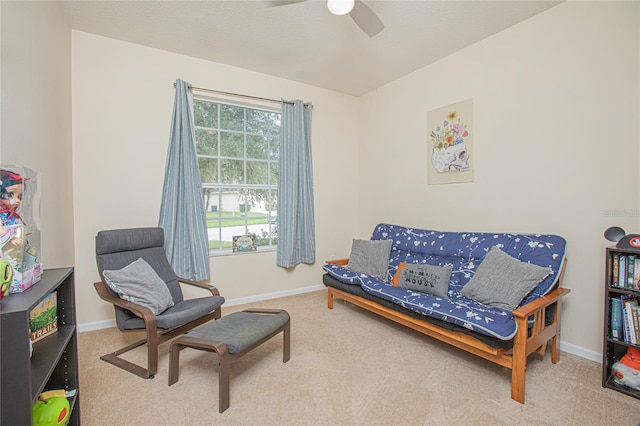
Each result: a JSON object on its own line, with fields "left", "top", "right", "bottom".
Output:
{"left": 93, "top": 278, "right": 221, "bottom": 379}
{"left": 326, "top": 257, "right": 569, "bottom": 404}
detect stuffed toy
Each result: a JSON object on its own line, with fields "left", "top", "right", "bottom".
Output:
{"left": 32, "top": 390, "right": 70, "bottom": 426}
{"left": 611, "top": 347, "right": 640, "bottom": 390}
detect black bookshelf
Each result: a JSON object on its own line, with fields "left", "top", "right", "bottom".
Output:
{"left": 603, "top": 247, "right": 640, "bottom": 400}
{"left": 0, "top": 267, "right": 80, "bottom": 425}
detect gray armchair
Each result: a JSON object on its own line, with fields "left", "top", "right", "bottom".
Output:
{"left": 94, "top": 227, "right": 224, "bottom": 379}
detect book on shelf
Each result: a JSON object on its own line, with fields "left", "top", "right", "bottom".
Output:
{"left": 611, "top": 297, "right": 624, "bottom": 340}
{"left": 619, "top": 255, "right": 627, "bottom": 288}
{"left": 620, "top": 295, "right": 631, "bottom": 343}
{"left": 624, "top": 298, "right": 638, "bottom": 344}
{"left": 612, "top": 253, "right": 640, "bottom": 289}
{"left": 28, "top": 292, "right": 58, "bottom": 343}
{"left": 618, "top": 295, "right": 640, "bottom": 344}
{"left": 633, "top": 306, "right": 640, "bottom": 344}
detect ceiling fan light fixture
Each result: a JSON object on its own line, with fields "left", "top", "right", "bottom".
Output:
{"left": 326, "top": 0, "right": 355, "bottom": 16}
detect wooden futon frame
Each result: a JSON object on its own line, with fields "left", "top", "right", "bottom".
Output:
{"left": 325, "top": 258, "right": 569, "bottom": 404}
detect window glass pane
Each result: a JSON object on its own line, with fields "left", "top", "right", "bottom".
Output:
{"left": 256, "top": 222, "right": 278, "bottom": 246}
{"left": 220, "top": 105, "right": 244, "bottom": 131}
{"left": 239, "top": 188, "right": 275, "bottom": 247}
{"left": 261, "top": 190, "right": 278, "bottom": 247}
{"left": 204, "top": 188, "right": 221, "bottom": 216}
{"left": 204, "top": 189, "right": 250, "bottom": 239}
{"left": 269, "top": 136, "right": 279, "bottom": 161}
{"left": 237, "top": 189, "right": 251, "bottom": 215}
{"left": 269, "top": 161, "right": 278, "bottom": 185}
{"left": 221, "top": 188, "right": 245, "bottom": 226}
{"left": 194, "top": 101, "right": 218, "bottom": 128}
{"left": 204, "top": 188, "right": 222, "bottom": 249}
{"left": 246, "top": 135, "right": 268, "bottom": 160}
{"left": 220, "top": 159, "right": 244, "bottom": 184}
{"left": 247, "top": 161, "right": 268, "bottom": 185}
{"left": 266, "top": 189, "right": 278, "bottom": 214}
{"left": 198, "top": 158, "right": 218, "bottom": 184}
{"left": 195, "top": 129, "right": 217, "bottom": 156}
{"left": 220, "top": 132, "right": 244, "bottom": 158}
{"left": 246, "top": 109, "right": 271, "bottom": 135}
{"left": 267, "top": 112, "right": 281, "bottom": 136}
{"left": 255, "top": 228, "right": 277, "bottom": 247}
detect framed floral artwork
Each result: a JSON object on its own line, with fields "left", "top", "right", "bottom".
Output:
{"left": 427, "top": 99, "right": 474, "bottom": 184}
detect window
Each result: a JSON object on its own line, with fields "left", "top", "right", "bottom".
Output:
{"left": 193, "top": 98, "right": 280, "bottom": 255}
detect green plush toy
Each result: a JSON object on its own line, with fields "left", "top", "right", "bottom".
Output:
{"left": 32, "top": 396, "right": 70, "bottom": 426}
{"left": 0, "top": 258, "right": 11, "bottom": 298}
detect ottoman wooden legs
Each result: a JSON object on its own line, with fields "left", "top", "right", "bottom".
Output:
{"left": 168, "top": 308, "right": 290, "bottom": 413}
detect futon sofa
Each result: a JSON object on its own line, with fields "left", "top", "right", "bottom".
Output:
{"left": 322, "top": 223, "right": 569, "bottom": 403}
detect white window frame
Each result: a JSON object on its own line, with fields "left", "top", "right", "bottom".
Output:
{"left": 193, "top": 96, "right": 280, "bottom": 257}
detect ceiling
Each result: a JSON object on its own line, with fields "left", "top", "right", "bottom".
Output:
{"left": 62, "top": 0, "right": 562, "bottom": 97}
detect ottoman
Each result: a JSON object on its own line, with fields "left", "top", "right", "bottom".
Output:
{"left": 168, "top": 308, "right": 290, "bottom": 413}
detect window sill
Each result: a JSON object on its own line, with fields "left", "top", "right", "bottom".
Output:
{"left": 209, "top": 246, "right": 277, "bottom": 257}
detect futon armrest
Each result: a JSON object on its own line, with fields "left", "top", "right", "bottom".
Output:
{"left": 512, "top": 287, "right": 570, "bottom": 319}
{"left": 325, "top": 258, "right": 349, "bottom": 266}
{"left": 178, "top": 278, "right": 221, "bottom": 296}
{"left": 513, "top": 256, "right": 569, "bottom": 320}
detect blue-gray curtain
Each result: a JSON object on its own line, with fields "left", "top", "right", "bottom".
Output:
{"left": 158, "top": 79, "right": 210, "bottom": 280}
{"left": 277, "top": 99, "right": 315, "bottom": 268}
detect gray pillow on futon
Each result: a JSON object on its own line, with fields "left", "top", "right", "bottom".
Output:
{"left": 399, "top": 263, "right": 452, "bottom": 299}
{"left": 103, "top": 257, "right": 175, "bottom": 315}
{"left": 460, "top": 247, "right": 551, "bottom": 310}
{"left": 346, "top": 239, "right": 393, "bottom": 281}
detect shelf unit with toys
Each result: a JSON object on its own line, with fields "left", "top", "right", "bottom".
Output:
{"left": 0, "top": 267, "right": 79, "bottom": 425}
{"left": 603, "top": 247, "right": 640, "bottom": 399}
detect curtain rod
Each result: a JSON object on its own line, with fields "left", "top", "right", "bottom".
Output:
{"left": 173, "top": 83, "right": 311, "bottom": 107}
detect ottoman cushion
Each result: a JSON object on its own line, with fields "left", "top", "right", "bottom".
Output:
{"left": 187, "top": 311, "right": 290, "bottom": 354}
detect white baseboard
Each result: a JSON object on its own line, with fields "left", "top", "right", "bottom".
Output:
{"left": 560, "top": 340, "right": 602, "bottom": 363}
{"left": 222, "top": 284, "right": 325, "bottom": 307}
{"left": 79, "top": 318, "right": 115, "bottom": 332}
{"left": 78, "top": 284, "right": 325, "bottom": 333}
{"left": 78, "top": 285, "right": 604, "bottom": 366}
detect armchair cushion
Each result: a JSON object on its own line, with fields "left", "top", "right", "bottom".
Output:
{"left": 460, "top": 247, "right": 551, "bottom": 310}
{"left": 103, "top": 257, "right": 175, "bottom": 315}
{"left": 121, "top": 295, "right": 225, "bottom": 330}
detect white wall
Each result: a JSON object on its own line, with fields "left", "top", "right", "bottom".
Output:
{"left": 4, "top": 1, "right": 638, "bottom": 359}
{"left": 0, "top": 2, "right": 74, "bottom": 270}
{"left": 357, "top": 1, "right": 640, "bottom": 356}
{"left": 71, "top": 32, "right": 360, "bottom": 325}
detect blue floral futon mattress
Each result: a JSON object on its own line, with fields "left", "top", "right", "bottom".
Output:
{"left": 322, "top": 223, "right": 567, "bottom": 341}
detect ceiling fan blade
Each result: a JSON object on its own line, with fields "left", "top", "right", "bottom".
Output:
{"left": 349, "top": 1, "right": 384, "bottom": 37}
{"left": 263, "top": 0, "right": 307, "bottom": 7}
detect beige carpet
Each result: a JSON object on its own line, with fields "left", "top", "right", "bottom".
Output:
{"left": 79, "top": 290, "right": 640, "bottom": 425}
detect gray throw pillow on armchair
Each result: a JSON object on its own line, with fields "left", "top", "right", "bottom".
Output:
{"left": 103, "top": 257, "right": 175, "bottom": 316}
{"left": 346, "top": 239, "right": 393, "bottom": 281}
{"left": 460, "top": 247, "right": 551, "bottom": 310}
